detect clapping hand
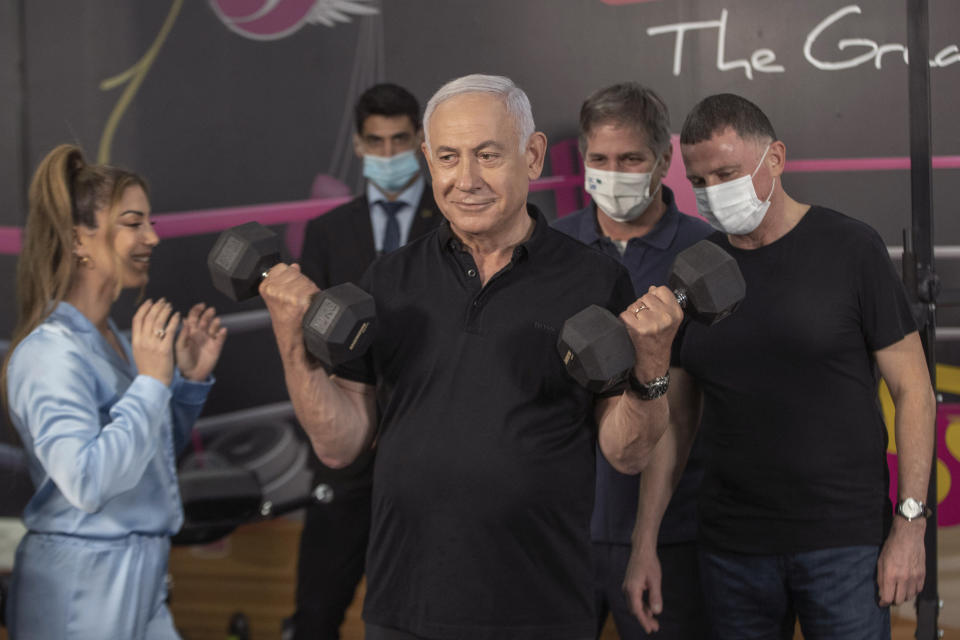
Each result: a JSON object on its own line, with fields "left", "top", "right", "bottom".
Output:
{"left": 131, "top": 298, "right": 179, "bottom": 386}
{"left": 175, "top": 303, "right": 227, "bottom": 381}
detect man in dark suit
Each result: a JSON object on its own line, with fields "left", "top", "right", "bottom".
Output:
{"left": 300, "top": 83, "right": 440, "bottom": 289}
{"left": 293, "top": 83, "right": 441, "bottom": 640}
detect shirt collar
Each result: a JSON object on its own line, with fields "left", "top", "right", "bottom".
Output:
{"left": 438, "top": 203, "right": 547, "bottom": 261}
{"left": 50, "top": 301, "right": 131, "bottom": 369}
{"left": 50, "top": 300, "right": 97, "bottom": 333}
{"left": 580, "top": 185, "right": 682, "bottom": 250}
{"left": 366, "top": 174, "right": 425, "bottom": 210}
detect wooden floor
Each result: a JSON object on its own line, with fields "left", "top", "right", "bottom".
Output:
{"left": 1, "top": 519, "right": 957, "bottom": 639}
{"left": 162, "top": 517, "right": 960, "bottom": 640}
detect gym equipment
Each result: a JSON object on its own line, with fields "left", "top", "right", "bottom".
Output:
{"left": 0, "top": 443, "right": 32, "bottom": 518}
{"left": 0, "top": 575, "right": 7, "bottom": 630}
{"left": 0, "top": 443, "right": 29, "bottom": 631}
{"left": 174, "top": 420, "right": 332, "bottom": 546}
{"left": 174, "top": 470, "right": 333, "bottom": 546}
{"left": 207, "top": 221, "right": 376, "bottom": 367}
{"left": 557, "top": 239, "right": 746, "bottom": 392}
{"left": 227, "top": 611, "right": 251, "bottom": 640}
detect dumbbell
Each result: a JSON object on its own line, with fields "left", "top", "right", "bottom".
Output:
{"left": 207, "top": 221, "right": 376, "bottom": 367}
{"left": 557, "top": 239, "right": 746, "bottom": 392}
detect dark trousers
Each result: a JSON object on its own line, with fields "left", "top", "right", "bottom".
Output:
{"left": 365, "top": 624, "right": 430, "bottom": 639}
{"left": 292, "top": 488, "right": 372, "bottom": 640}
{"left": 365, "top": 623, "right": 594, "bottom": 640}
{"left": 593, "top": 541, "right": 707, "bottom": 639}
{"left": 699, "top": 545, "right": 890, "bottom": 640}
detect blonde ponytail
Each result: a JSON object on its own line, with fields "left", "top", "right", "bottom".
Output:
{"left": 2, "top": 145, "right": 147, "bottom": 417}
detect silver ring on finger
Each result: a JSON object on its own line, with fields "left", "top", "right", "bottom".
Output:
{"left": 633, "top": 303, "right": 648, "bottom": 318}
{"left": 155, "top": 329, "right": 166, "bottom": 339}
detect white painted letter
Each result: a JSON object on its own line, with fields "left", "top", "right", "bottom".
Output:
{"left": 933, "top": 45, "right": 960, "bottom": 67}
{"left": 751, "top": 48, "right": 785, "bottom": 74}
{"left": 715, "top": 9, "right": 753, "bottom": 80}
{"left": 648, "top": 17, "right": 723, "bottom": 76}
{"left": 805, "top": 5, "right": 878, "bottom": 71}
{"left": 873, "top": 43, "right": 908, "bottom": 69}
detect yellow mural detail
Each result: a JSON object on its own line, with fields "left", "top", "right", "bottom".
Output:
{"left": 947, "top": 419, "right": 960, "bottom": 463}
{"left": 882, "top": 363, "right": 957, "bottom": 504}
{"left": 937, "top": 362, "right": 960, "bottom": 396}
{"left": 882, "top": 363, "right": 960, "bottom": 454}
{"left": 938, "top": 458, "right": 951, "bottom": 503}
{"left": 880, "top": 379, "right": 895, "bottom": 453}
{"left": 97, "top": 0, "right": 184, "bottom": 164}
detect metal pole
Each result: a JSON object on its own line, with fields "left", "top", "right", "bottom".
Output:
{"left": 906, "top": 0, "right": 939, "bottom": 637}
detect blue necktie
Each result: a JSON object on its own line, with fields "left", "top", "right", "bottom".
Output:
{"left": 378, "top": 200, "right": 404, "bottom": 253}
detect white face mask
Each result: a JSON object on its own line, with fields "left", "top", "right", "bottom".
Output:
{"left": 693, "top": 144, "right": 776, "bottom": 235}
{"left": 584, "top": 158, "right": 661, "bottom": 223}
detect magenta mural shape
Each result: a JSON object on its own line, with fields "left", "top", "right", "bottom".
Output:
{"left": 209, "top": 0, "right": 378, "bottom": 40}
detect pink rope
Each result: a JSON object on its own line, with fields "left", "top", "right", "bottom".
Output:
{"left": 1, "top": 156, "right": 958, "bottom": 256}
{"left": 787, "top": 155, "right": 960, "bottom": 172}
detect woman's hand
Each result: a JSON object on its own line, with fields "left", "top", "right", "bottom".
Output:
{"left": 175, "top": 303, "right": 227, "bottom": 381}
{"left": 131, "top": 298, "right": 179, "bottom": 386}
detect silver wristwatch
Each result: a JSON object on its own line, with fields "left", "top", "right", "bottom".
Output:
{"left": 628, "top": 371, "right": 670, "bottom": 401}
{"left": 896, "top": 497, "right": 932, "bottom": 522}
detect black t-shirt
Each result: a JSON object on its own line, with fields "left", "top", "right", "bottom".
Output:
{"left": 335, "top": 206, "right": 635, "bottom": 639}
{"left": 676, "top": 206, "right": 916, "bottom": 554}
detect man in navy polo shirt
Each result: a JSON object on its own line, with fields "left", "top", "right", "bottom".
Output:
{"left": 554, "top": 82, "right": 713, "bottom": 638}
{"left": 259, "top": 74, "right": 684, "bottom": 640}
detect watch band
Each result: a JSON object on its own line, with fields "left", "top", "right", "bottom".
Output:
{"left": 628, "top": 370, "right": 670, "bottom": 401}
{"left": 896, "top": 497, "right": 933, "bottom": 521}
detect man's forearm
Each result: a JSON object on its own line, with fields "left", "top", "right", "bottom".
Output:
{"left": 633, "top": 425, "right": 697, "bottom": 548}
{"left": 279, "top": 337, "right": 376, "bottom": 469}
{"left": 873, "top": 333, "right": 936, "bottom": 528}
{"left": 892, "top": 384, "right": 937, "bottom": 511}
{"left": 633, "top": 426, "right": 679, "bottom": 550}
{"left": 258, "top": 261, "right": 377, "bottom": 467}
{"left": 597, "top": 391, "right": 670, "bottom": 476}
{"left": 633, "top": 369, "right": 701, "bottom": 546}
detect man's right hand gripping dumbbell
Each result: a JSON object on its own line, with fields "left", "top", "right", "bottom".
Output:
{"left": 207, "top": 221, "right": 375, "bottom": 367}
{"left": 558, "top": 239, "right": 746, "bottom": 392}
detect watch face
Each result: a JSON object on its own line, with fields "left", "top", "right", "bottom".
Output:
{"left": 628, "top": 372, "right": 670, "bottom": 400}
{"left": 647, "top": 378, "right": 668, "bottom": 394}
{"left": 643, "top": 377, "right": 669, "bottom": 399}
{"left": 900, "top": 498, "right": 923, "bottom": 519}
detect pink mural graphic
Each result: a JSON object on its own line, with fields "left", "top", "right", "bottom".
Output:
{"left": 893, "top": 403, "right": 960, "bottom": 526}
{"left": 209, "top": 0, "right": 378, "bottom": 40}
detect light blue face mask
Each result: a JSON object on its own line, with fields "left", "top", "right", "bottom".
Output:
{"left": 362, "top": 150, "right": 421, "bottom": 193}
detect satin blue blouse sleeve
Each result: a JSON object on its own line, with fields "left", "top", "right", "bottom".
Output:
{"left": 7, "top": 329, "right": 172, "bottom": 514}
{"left": 169, "top": 369, "right": 214, "bottom": 455}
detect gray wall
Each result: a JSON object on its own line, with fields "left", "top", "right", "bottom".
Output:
{"left": 2, "top": 0, "right": 959, "bottom": 413}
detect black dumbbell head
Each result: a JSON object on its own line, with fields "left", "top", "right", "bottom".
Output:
{"left": 557, "top": 305, "right": 636, "bottom": 393}
{"left": 668, "top": 240, "right": 746, "bottom": 325}
{"left": 207, "top": 221, "right": 282, "bottom": 301}
{"left": 302, "top": 283, "right": 377, "bottom": 367}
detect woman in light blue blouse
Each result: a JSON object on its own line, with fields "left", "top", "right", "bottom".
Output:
{"left": 1, "top": 144, "right": 227, "bottom": 639}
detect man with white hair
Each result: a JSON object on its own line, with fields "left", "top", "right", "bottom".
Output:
{"left": 260, "top": 74, "right": 683, "bottom": 639}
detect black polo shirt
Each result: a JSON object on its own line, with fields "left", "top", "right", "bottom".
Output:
{"left": 335, "top": 205, "right": 635, "bottom": 640}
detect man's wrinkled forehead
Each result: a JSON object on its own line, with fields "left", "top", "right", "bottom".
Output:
{"left": 430, "top": 94, "right": 517, "bottom": 142}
